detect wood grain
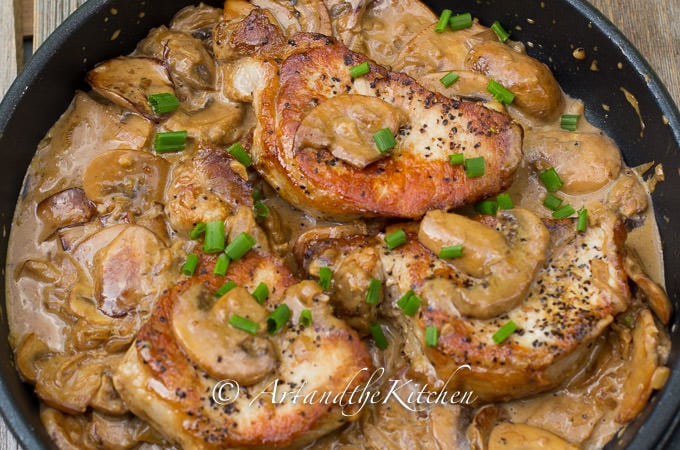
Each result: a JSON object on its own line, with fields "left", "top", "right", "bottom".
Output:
{"left": 0, "top": 0, "right": 679, "bottom": 449}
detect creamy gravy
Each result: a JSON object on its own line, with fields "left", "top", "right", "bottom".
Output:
{"left": 5, "top": 2, "right": 671, "bottom": 449}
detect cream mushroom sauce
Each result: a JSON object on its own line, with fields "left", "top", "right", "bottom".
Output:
{"left": 5, "top": 1, "right": 672, "bottom": 449}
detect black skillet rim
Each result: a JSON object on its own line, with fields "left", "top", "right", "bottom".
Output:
{"left": 1, "top": 0, "right": 679, "bottom": 449}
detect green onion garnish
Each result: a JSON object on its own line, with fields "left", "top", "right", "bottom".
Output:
{"left": 189, "top": 222, "right": 206, "bottom": 240}
{"left": 465, "top": 156, "right": 486, "bottom": 178}
{"left": 318, "top": 267, "right": 332, "bottom": 290}
{"left": 369, "top": 323, "right": 388, "bottom": 350}
{"left": 349, "top": 61, "right": 370, "bottom": 78}
{"left": 225, "top": 232, "right": 256, "bottom": 260}
{"left": 435, "top": 9, "right": 453, "bottom": 33}
{"left": 474, "top": 199, "right": 499, "bottom": 216}
{"left": 449, "top": 12, "right": 473, "bottom": 30}
{"left": 397, "top": 290, "right": 415, "bottom": 310}
{"left": 398, "top": 293, "right": 422, "bottom": 317}
{"left": 227, "top": 142, "right": 252, "bottom": 167}
{"left": 202, "top": 220, "right": 226, "bottom": 254}
{"left": 449, "top": 153, "right": 465, "bottom": 165}
{"left": 148, "top": 92, "right": 180, "bottom": 114}
{"left": 385, "top": 228, "right": 407, "bottom": 250}
{"left": 365, "top": 278, "right": 382, "bottom": 305}
{"left": 560, "top": 114, "right": 580, "bottom": 132}
{"left": 543, "top": 194, "right": 563, "bottom": 211}
{"left": 267, "top": 304, "right": 291, "bottom": 335}
{"left": 154, "top": 130, "right": 188, "bottom": 153}
{"left": 252, "top": 282, "right": 269, "bottom": 304}
{"left": 552, "top": 204, "right": 576, "bottom": 219}
{"left": 252, "top": 189, "right": 262, "bottom": 201}
{"left": 487, "top": 79, "right": 515, "bottom": 104}
{"left": 439, "top": 244, "right": 464, "bottom": 259}
{"left": 440, "top": 71, "right": 460, "bottom": 88}
{"left": 491, "top": 20, "right": 510, "bottom": 42}
{"left": 425, "top": 326, "right": 439, "bottom": 347}
{"left": 492, "top": 320, "right": 517, "bottom": 344}
{"left": 539, "top": 167, "right": 564, "bottom": 192}
{"left": 230, "top": 314, "right": 259, "bottom": 335}
{"left": 496, "top": 193, "right": 514, "bottom": 209}
{"left": 181, "top": 253, "right": 199, "bottom": 276}
{"left": 373, "top": 128, "right": 397, "bottom": 153}
{"left": 299, "top": 309, "right": 313, "bottom": 327}
{"left": 214, "top": 280, "right": 237, "bottom": 297}
{"left": 253, "top": 201, "right": 269, "bottom": 218}
{"left": 577, "top": 207, "right": 588, "bottom": 232}
{"left": 213, "top": 253, "right": 230, "bottom": 276}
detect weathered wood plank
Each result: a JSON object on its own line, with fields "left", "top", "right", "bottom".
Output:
{"left": 0, "top": 0, "right": 23, "bottom": 99}
{"left": 32, "top": 0, "right": 87, "bottom": 50}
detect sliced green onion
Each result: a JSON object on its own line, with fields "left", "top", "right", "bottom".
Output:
{"left": 369, "top": 322, "right": 388, "bottom": 350}
{"left": 397, "top": 290, "right": 415, "bottom": 309}
{"left": 148, "top": 92, "right": 180, "bottom": 114}
{"left": 365, "top": 278, "right": 382, "bottom": 305}
{"left": 253, "top": 201, "right": 269, "bottom": 218}
{"left": 449, "top": 153, "right": 465, "bottom": 165}
{"left": 400, "top": 294, "right": 422, "bottom": 317}
{"left": 181, "top": 253, "right": 199, "bottom": 276}
{"left": 318, "top": 267, "right": 332, "bottom": 290}
{"left": 492, "top": 320, "right": 517, "bottom": 344}
{"left": 439, "top": 244, "right": 464, "bottom": 259}
{"left": 560, "top": 114, "right": 580, "bottom": 132}
{"left": 385, "top": 228, "right": 407, "bottom": 250}
{"left": 435, "top": 9, "right": 453, "bottom": 33}
{"left": 252, "top": 282, "right": 270, "bottom": 304}
{"left": 213, "top": 253, "right": 231, "bottom": 276}
{"left": 214, "top": 280, "right": 237, "bottom": 297}
{"left": 252, "top": 189, "right": 262, "bottom": 201}
{"left": 449, "top": 12, "right": 473, "bottom": 30}
{"left": 487, "top": 79, "right": 515, "bottom": 104}
{"left": 496, "top": 193, "right": 514, "bottom": 210}
{"left": 425, "top": 325, "right": 439, "bottom": 347}
{"left": 465, "top": 156, "right": 486, "bottom": 178}
{"left": 349, "top": 61, "right": 370, "bottom": 78}
{"left": 577, "top": 207, "right": 588, "bottom": 232}
{"left": 440, "top": 71, "right": 460, "bottom": 88}
{"left": 474, "top": 199, "right": 499, "bottom": 216}
{"left": 553, "top": 204, "right": 576, "bottom": 219}
{"left": 491, "top": 20, "right": 510, "bottom": 42}
{"left": 267, "top": 304, "right": 291, "bottom": 335}
{"left": 373, "top": 128, "right": 397, "bottom": 153}
{"left": 230, "top": 314, "right": 259, "bottom": 335}
{"left": 539, "top": 167, "right": 564, "bottom": 192}
{"left": 225, "top": 232, "right": 256, "bottom": 260}
{"left": 227, "top": 142, "right": 252, "bottom": 167}
{"left": 202, "top": 220, "right": 226, "bottom": 254}
{"left": 154, "top": 130, "right": 187, "bottom": 153}
{"left": 189, "top": 222, "right": 206, "bottom": 240}
{"left": 543, "top": 194, "right": 563, "bottom": 211}
{"left": 299, "top": 309, "right": 313, "bottom": 327}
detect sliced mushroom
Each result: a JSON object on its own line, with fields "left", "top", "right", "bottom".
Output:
{"left": 90, "top": 374, "right": 128, "bottom": 416}
{"left": 87, "top": 57, "right": 175, "bottom": 120}
{"left": 295, "top": 0, "right": 333, "bottom": 35}
{"left": 616, "top": 308, "right": 669, "bottom": 423}
{"left": 36, "top": 188, "right": 96, "bottom": 239}
{"left": 623, "top": 249, "right": 672, "bottom": 324}
{"left": 524, "top": 130, "right": 622, "bottom": 195}
{"left": 419, "top": 70, "right": 493, "bottom": 103}
{"left": 393, "top": 21, "right": 490, "bottom": 79}
{"left": 606, "top": 169, "right": 649, "bottom": 218}
{"left": 93, "top": 225, "right": 171, "bottom": 317}
{"left": 15, "top": 333, "right": 51, "bottom": 383}
{"left": 488, "top": 423, "right": 579, "bottom": 450}
{"left": 82, "top": 149, "right": 170, "bottom": 212}
{"left": 171, "top": 283, "right": 275, "bottom": 385}
{"left": 224, "top": 0, "right": 256, "bottom": 21}
{"left": 162, "top": 95, "right": 245, "bottom": 145}
{"left": 137, "top": 27, "right": 216, "bottom": 91}
{"left": 418, "top": 209, "right": 549, "bottom": 318}
{"left": 170, "top": 4, "right": 223, "bottom": 34}
{"left": 221, "top": 56, "right": 273, "bottom": 102}
{"left": 295, "top": 95, "right": 408, "bottom": 168}
{"left": 324, "top": 0, "right": 370, "bottom": 53}
{"left": 213, "top": 9, "right": 288, "bottom": 61}
{"left": 464, "top": 40, "right": 564, "bottom": 121}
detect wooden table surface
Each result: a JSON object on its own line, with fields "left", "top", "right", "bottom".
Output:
{"left": 0, "top": 0, "right": 679, "bottom": 448}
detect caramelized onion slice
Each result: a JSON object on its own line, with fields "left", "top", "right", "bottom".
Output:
{"left": 488, "top": 423, "right": 579, "bottom": 450}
